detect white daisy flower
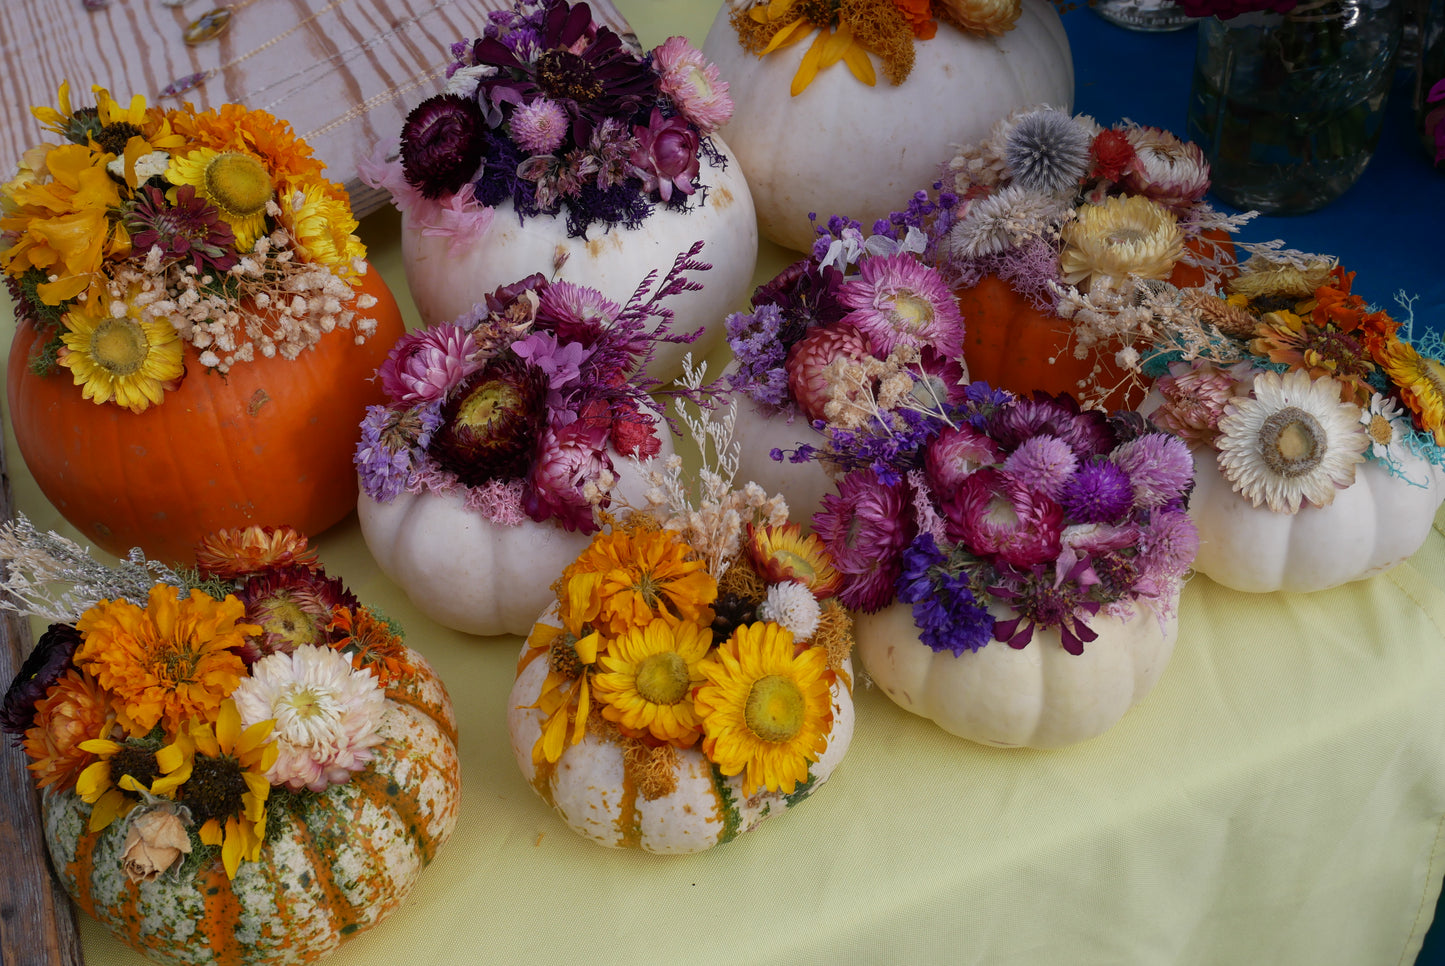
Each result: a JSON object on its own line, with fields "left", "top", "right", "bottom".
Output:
{"left": 1215, "top": 369, "right": 1369, "bottom": 514}
{"left": 1359, "top": 393, "right": 1414, "bottom": 466}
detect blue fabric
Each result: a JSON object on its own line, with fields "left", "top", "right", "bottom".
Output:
{"left": 1064, "top": 10, "right": 1445, "bottom": 338}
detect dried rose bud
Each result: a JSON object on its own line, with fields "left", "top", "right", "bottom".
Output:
{"left": 121, "top": 801, "right": 193, "bottom": 884}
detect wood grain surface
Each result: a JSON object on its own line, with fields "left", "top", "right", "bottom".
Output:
{"left": 0, "top": 0, "right": 631, "bottom": 217}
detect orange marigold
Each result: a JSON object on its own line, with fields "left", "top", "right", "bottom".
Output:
{"left": 74, "top": 586, "right": 254, "bottom": 737}
{"left": 165, "top": 102, "right": 328, "bottom": 188}
{"left": 23, "top": 669, "right": 117, "bottom": 793}
{"left": 194, "top": 525, "right": 320, "bottom": 579}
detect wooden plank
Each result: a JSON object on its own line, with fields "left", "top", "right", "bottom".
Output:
{"left": 0, "top": 0, "right": 632, "bottom": 219}
{"left": 0, "top": 445, "right": 85, "bottom": 966}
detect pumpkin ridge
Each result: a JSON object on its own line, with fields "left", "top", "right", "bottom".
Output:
{"left": 379, "top": 687, "right": 459, "bottom": 749}
{"left": 199, "top": 861, "right": 247, "bottom": 962}
{"left": 706, "top": 761, "right": 742, "bottom": 845}
{"left": 348, "top": 767, "right": 437, "bottom": 866}
{"left": 615, "top": 762, "right": 643, "bottom": 850}
{"left": 287, "top": 807, "right": 368, "bottom": 945}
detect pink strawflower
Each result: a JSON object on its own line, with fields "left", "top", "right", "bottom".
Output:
{"left": 1000, "top": 435, "right": 1077, "bottom": 500}
{"left": 232, "top": 645, "right": 388, "bottom": 792}
{"left": 524, "top": 420, "right": 614, "bottom": 534}
{"left": 510, "top": 97, "right": 570, "bottom": 154}
{"left": 378, "top": 323, "right": 482, "bottom": 403}
{"left": 537, "top": 280, "right": 622, "bottom": 342}
{"left": 1110, "top": 434, "right": 1195, "bottom": 510}
{"left": 417, "top": 182, "right": 495, "bottom": 255}
{"left": 924, "top": 425, "right": 1002, "bottom": 493}
{"left": 942, "top": 467, "right": 1064, "bottom": 568}
{"left": 652, "top": 36, "right": 733, "bottom": 134}
{"left": 1151, "top": 361, "right": 1242, "bottom": 446}
{"left": 813, "top": 470, "right": 914, "bottom": 613}
{"left": 629, "top": 108, "right": 700, "bottom": 203}
{"left": 837, "top": 254, "right": 965, "bottom": 360}
{"left": 1118, "top": 125, "right": 1211, "bottom": 211}
{"left": 785, "top": 324, "right": 871, "bottom": 422}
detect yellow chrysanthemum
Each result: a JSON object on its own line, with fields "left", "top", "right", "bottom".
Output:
{"left": 23, "top": 669, "right": 117, "bottom": 794}
{"left": 1375, "top": 338, "right": 1445, "bottom": 446}
{"left": 695, "top": 622, "right": 834, "bottom": 796}
{"left": 526, "top": 621, "right": 602, "bottom": 765}
{"left": 171, "top": 699, "right": 278, "bottom": 879}
{"left": 74, "top": 586, "right": 256, "bottom": 738}
{"left": 1059, "top": 194, "right": 1184, "bottom": 291}
{"left": 559, "top": 529, "right": 717, "bottom": 640}
{"left": 57, "top": 288, "right": 185, "bottom": 412}
{"left": 593, "top": 616, "right": 712, "bottom": 746}
{"left": 167, "top": 146, "right": 275, "bottom": 252}
{"left": 276, "top": 179, "right": 365, "bottom": 273}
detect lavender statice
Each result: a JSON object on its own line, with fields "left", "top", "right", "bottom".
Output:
{"left": 355, "top": 402, "right": 443, "bottom": 502}
{"left": 725, "top": 304, "right": 790, "bottom": 406}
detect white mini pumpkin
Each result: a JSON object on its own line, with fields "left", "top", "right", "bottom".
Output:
{"left": 358, "top": 431, "right": 673, "bottom": 638}
{"left": 730, "top": 397, "right": 835, "bottom": 524}
{"left": 400, "top": 137, "right": 757, "bottom": 384}
{"left": 506, "top": 609, "right": 855, "bottom": 854}
{"left": 701, "top": 0, "right": 1074, "bottom": 253}
{"left": 1186, "top": 445, "right": 1445, "bottom": 594}
{"left": 855, "top": 596, "right": 1178, "bottom": 749}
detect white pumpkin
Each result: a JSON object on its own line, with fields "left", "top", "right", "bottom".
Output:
{"left": 506, "top": 610, "right": 855, "bottom": 854}
{"left": 1186, "top": 445, "right": 1445, "bottom": 594}
{"left": 400, "top": 137, "right": 757, "bottom": 384}
{"left": 730, "top": 397, "right": 835, "bottom": 525}
{"left": 701, "top": 0, "right": 1074, "bottom": 253}
{"left": 855, "top": 596, "right": 1178, "bottom": 749}
{"left": 358, "top": 431, "right": 673, "bottom": 638}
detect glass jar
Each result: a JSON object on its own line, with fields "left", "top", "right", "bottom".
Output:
{"left": 1093, "top": 0, "right": 1198, "bottom": 30}
{"left": 1186, "top": 0, "right": 1404, "bottom": 215}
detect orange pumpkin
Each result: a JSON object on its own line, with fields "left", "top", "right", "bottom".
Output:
{"left": 6, "top": 266, "right": 406, "bottom": 561}
{"left": 958, "top": 232, "right": 1236, "bottom": 412}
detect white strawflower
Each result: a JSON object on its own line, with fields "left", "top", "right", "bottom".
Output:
{"left": 758, "top": 581, "right": 822, "bottom": 642}
{"left": 233, "top": 645, "right": 388, "bottom": 792}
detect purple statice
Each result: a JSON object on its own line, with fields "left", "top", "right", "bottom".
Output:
{"left": 1058, "top": 459, "right": 1135, "bottom": 524}
{"left": 999, "top": 435, "right": 1076, "bottom": 501}
{"left": 812, "top": 469, "right": 915, "bottom": 613}
{"left": 896, "top": 534, "right": 994, "bottom": 656}
{"left": 725, "top": 304, "right": 790, "bottom": 406}
{"left": 823, "top": 407, "right": 940, "bottom": 484}
{"left": 1110, "top": 434, "right": 1196, "bottom": 510}
{"left": 1, "top": 624, "right": 82, "bottom": 743}
{"left": 355, "top": 402, "right": 444, "bottom": 503}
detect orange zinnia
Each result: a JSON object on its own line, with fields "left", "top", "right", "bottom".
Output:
{"left": 23, "top": 669, "right": 117, "bottom": 793}
{"left": 558, "top": 528, "right": 717, "bottom": 640}
{"left": 326, "top": 605, "right": 412, "bottom": 687}
{"left": 166, "top": 102, "right": 327, "bottom": 188}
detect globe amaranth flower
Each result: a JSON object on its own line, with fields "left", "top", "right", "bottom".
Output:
{"left": 2, "top": 623, "right": 83, "bottom": 742}
{"left": 607, "top": 397, "right": 662, "bottom": 460}
{"left": 836, "top": 253, "right": 965, "bottom": 360}
{"left": 1090, "top": 128, "right": 1136, "bottom": 182}
{"left": 524, "top": 419, "right": 614, "bottom": 533}
{"left": 999, "top": 434, "right": 1077, "bottom": 500}
{"left": 400, "top": 93, "right": 488, "bottom": 199}
{"left": 813, "top": 469, "right": 914, "bottom": 613}
{"left": 1058, "top": 459, "right": 1135, "bottom": 524}
{"left": 1133, "top": 508, "right": 1199, "bottom": 599}
{"left": 1109, "top": 433, "right": 1195, "bottom": 510}
{"left": 378, "top": 322, "right": 483, "bottom": 404}
{"left": 123, "top": 183, "right": 238, "bottom": 272}
{"left": 651, "top": 35, "right": 733, "bottom": 134}
{"left": 628, "top": 108, "right": 700, "bottom": 203}
{"left": 785, "top": 324, "right": 872, "bottom": 422}
{"left": 508, "top": 96, "right": 569, "bottom": 154}
{"left": 941, "top": 467, "right": 1064, "bottom": 568}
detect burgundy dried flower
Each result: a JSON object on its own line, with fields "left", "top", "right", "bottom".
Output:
{"left": 524, "top": 419, "right": 614, "bottom": 533}
{"left": 941, "top": 467, "right": 1064, "bottom": 568}
{"left": 236, "top": 566, "right": 360, "bottom": 664}
{"left": 2, "top": 624, "right": 82, "bottom": 743}
{"left": 400, "top": 93, "right": 488, "bottom": 199}
{"left": 124, "top": 184, "right": 238, "bottom": 272}
{"left": 429, "top": 354, "right": 549, "bottom": 486}
{"left": 813, "top": 469, "right": 914, "bottom": 613}
{"left": 628, "top": 108, "right": 701, "bottom": 203}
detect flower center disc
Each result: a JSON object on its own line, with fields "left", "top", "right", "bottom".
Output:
{"left": 890, "top": 293, "right": 933, "bottom": 335}
{"left": 1258, "top": 406, "right": 1324, "bottom": 478}
{"left": 90, "top": 318, "right": 151, "bottom": 376}
{"left": 1367, "top": 413, "right": 1395, "bottom": 447}
{"left": 634, "top": 651, "right": 691, "bottom": 705}
{"left": 1107, "top": 227, "right": 1147, "bottom": 246}
{"left": 535, "top": 49, "right": 603, "bottom": 103}
{"left": 204, "top": 152, "right": 274, "bottom": 218}
{"left": 744, "top": 674, "right": 805, "bottom": 743}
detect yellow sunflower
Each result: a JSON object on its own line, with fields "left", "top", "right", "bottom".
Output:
{"left": 167, "top": 146, "right": 276, "bottom": 252}
{"left": 559, "top": 529, "right": 717, "bottom": 640}
{"left": 593, "top": 616, "right": 712, "bottom": 747}
{"left": 276, "top": 179, "right": 364, "bottom": 273}
{"left": 74, "top": 730, "right": 189, "bottom": 832}
{"left": 1059, "top": 194, "right": 1183, "bottom": 291}
{"left": 58, "top": 288, "right": 185, "bottom": 413}
{"left": 172, "top": 699, "right": 278, "bottom": 879}
{"left": 23, "top": 669, "right": 117, "bottom": 794}
{"left": 695, "top": 622, "right": 835, "bottom": 796}
{"left": 526, "top": 621, "right": 602, "bottom": 765}
{"left": 74, "top": 586, "right": 255, "bottom": 738}
{"left": 1375, "top": 338, "right": 1445, "bottom": 446}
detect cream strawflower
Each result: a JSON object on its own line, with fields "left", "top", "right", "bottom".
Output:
{"left": 1215, "top": 369, "right": 1369, "bottom": 513}
{"left": 1059, "top": 195, "right": 1183, "bottom": 291}
{"left": 757, "top": 581, "right": 822, "bottom": 642}
{"left": 232, "top": 644, "right": 388, "bottom": 792}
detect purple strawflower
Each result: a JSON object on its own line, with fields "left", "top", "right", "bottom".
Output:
{"left": 377, "top": 323, "right": 483, "bottom": 403}
{"left": 1000, "top": 435, "right": 1077, "bottom": 500}
{"left": 1, "top": 624, "right": 82, "bottom": 743}
{"left": 1110, "top": 434, "right": 1196, "bottom": 511}
{"left": 524, "top": 419, "right": 613, "bottom": 533}
{"left": 813, "top": 469, "right": 915, "bottom": 613}
{"left": 629, "top": 108, "right": 700, "bottom": 203}
{"left": 400, "top": 93, "right": 488, "bottom": 199}
{"left": 924, "top": 425, "right": 1001, "bottom": 493}
{"left": 1059, "top": 460, "right": 1135, "bottom": 524}
{"left": 942, "top": 467, "right": 1064, "bottom": 568}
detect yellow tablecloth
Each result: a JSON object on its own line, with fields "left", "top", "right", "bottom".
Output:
{"left": 4, "top": 2, "right": 1445, "bottom": 964}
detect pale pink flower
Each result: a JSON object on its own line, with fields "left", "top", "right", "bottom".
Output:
{"left": 1119, "top": 125, "right": 1211, "bottom": 211}
{"left": 837, "top": 254, "right": 965, "bottom": 360}
{"left": 418, "top": 183, "right": 495, "bottom": 256}
{"left": 232, "top": 645, "right": 388, "bottom": 793}
{"left": 652, "top": 36, "right": 733, "bottom": 134}
{"left": 378, "top": 323, "right": 483, "bottom": 403}
{"left": 509, "top": 97, "right": 569, "bottom": 154}
{"left": 785, "top": 324, "right": 871, "bottom": 422}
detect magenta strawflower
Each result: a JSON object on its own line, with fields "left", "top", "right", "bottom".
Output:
{"left": 1150, "top": 362, "right": 1243, "bottom": 446}
{"left": 629, "top": 108, "right": 700, "bottom": 203}
{"left": 524, "top": 420, "right": 614, "bottom": 533}
{"left": 1000, "top": 435, "right": 1078, "bottom": 500}
{"left": 924, "top": 425, "right": 1002, "bottom": 493}
{"left": 837, "top": 254, "right": 965, "bottom": 359}
{"left": 378, "top": 323, "right": 482, "bottom": 403}
{"left": 941, "top": 467, "right": 1063, "bottom": 568}
{"left": 812, "top": 470, "right": 914, "bottom": 613}
{"left": 652, "top": 35, "right": 733, "bottom": 134}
